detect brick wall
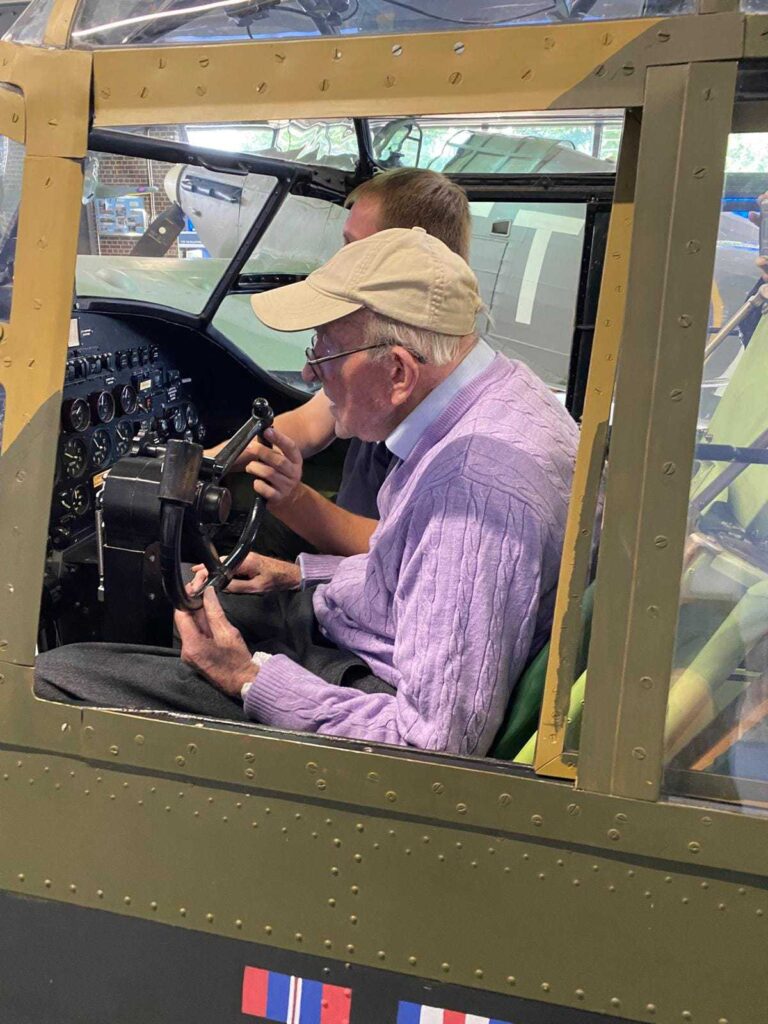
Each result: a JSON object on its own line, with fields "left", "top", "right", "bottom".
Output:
{"left": 91, "top": 125, "right": 188, "bottom": 257}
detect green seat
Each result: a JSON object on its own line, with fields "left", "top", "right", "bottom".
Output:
{"left": 490, "top": 583, "right": 595, "bottom": 761}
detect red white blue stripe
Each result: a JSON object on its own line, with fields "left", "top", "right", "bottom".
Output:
{"left": 397, "top": 1002, "right": 514, "bottom": 1024}
{"left": 242, "top": 966, "right": 351, "bottom": 1023}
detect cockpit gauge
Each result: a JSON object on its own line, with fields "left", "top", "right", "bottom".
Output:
{"left": 69, "top": 483, "right": 90, "bottom": 516}
{"left": 89, "top": 427, "right": 113, "bottom": 470}
{"left": 59, "top": 485, "right": 90, "bottom": 517}
{"left": 62, "top": 397, "right": 91, "bottom": 433}
{"left": 115, "top": 420, "right": 133, "bottom": 457}
{"left": 91, "top": 390, "right": 116, "bottom": 424}
{"left": 172, "top": 406, "right": 187, "bottom": 436}
{"left": 61, "top": 437, "right": 88, "bottom": 479}
{"left": 115, "top": 384, "right": 138, "bottom": 416}
{"left": 186, "top": 402, "right": 199, "bottom": 428}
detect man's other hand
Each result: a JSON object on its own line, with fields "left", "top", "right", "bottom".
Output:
{"left": 244, "top": 426, "right": 303, "bottom": 508}
{"left": 224, "top": 552, "right": 301, "bottom": 593}
{"left": 175, "top": 588, "right": 255, "bottom": 698}
{"left": 188, "top": 553, "right": 301, "bottom": 595}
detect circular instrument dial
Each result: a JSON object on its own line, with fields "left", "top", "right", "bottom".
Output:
{"left": 59, "top": 484, "right": 90, "bottom": 517}
{"left": 92, "top": 390, "right": 116, "bottom": 424}
{"left": 115, "top": 384, "right": 137, "bottom": 416}
{"left": 172, "top": 407, "right": 186, "bottom": 436}
{"left": 70, "top": 485, "right": 90, "bottom": 517}
{"left": 115, "top": 419, "right": 133, "bottom": 457}
{"left": 89, "top": 427, "right": 113, "bottom": 470}
{"left": 61, "top": 437, "right": 87, "bottom": 479}
{"left": 62, "top": 397, "right": 91, "bottom": 433}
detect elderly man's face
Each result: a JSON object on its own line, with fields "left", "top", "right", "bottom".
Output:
{"left": 301, "top": 312, "right": 396, "bottom": 441}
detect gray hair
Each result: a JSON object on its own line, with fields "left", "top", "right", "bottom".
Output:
{"left": 363, "top": 311, "right": 474, "bottom": 366}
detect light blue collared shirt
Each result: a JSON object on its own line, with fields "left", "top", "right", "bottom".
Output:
{"left": 385, "top": 338, "right": 496, "bottom": 462}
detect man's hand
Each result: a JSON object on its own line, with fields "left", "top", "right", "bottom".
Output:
{"left": 244, "top": 426, "right": 303, "bottom": 508}
{"left": 175, "top": 588, "right": 255, "bottom": 698}
{"left": 189, "top": 552, "right": 301, "bottom": 595}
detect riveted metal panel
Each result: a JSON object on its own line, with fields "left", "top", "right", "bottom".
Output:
{"left": 578, "top": 62, "right": 737, "bottom": 800}
{"left": 89, "top": 15, "right": 746, "bottom": 129}
{"left": 0, "top": 43, "right": 90, "bottom": 158}
{"left": 0, "top": 745, "right": 765, "bottom": 1021}
{"left": 0, "top": 662, "right": 763, "bottom": 883}
{"left": 0, "top": 82, "right": 25, "bottom": 144}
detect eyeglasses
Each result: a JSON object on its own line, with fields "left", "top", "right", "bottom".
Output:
{"left": 304, "top": 334, "right": 427, "bottom": 379}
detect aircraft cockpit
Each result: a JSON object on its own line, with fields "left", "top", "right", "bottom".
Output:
{"left": 21, "top": 96, "right": 768, "bottom": 787}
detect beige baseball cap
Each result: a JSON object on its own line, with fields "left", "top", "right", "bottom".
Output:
{"left": 250, "top": 226, "right": 482, "bottom": 336}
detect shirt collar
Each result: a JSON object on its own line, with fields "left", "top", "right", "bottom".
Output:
{"left": 385, "top": 338, "right": 496, "bottom": 462}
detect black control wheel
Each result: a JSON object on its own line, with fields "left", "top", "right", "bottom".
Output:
{"left": 158, "top": 398, "right": 274, "bottom": 611}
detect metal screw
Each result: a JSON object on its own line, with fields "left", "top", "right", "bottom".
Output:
{"left": 453, "top": 41, "right": 465, "bottom": 54}
{"left": 448, "top": 71, "right": 463, "bottom": 85}
{"left": 392, "top": 44, "right": 402, "bottom": 56}
{"left": 654, "top": 535, "right": 669, "bottom": 549}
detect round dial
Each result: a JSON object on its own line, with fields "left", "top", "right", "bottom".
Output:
{"left": 61, "top": 484, "right": 90, "bottom": 517}
{"left": 69, "top": 483, "right": 90, "bottom": 516}
{"left": 92, "top": 390, "right": 115, "bottom": 424}
{"left": 172, "top": 407, "right": 187, "bottom": 435}
{"left": 89, "top": 427, "right": 113, "bottom": 470}
{"left": 185, "top": 403, "right": 199, "bottom": 428}
{"left": 115, "top": 384, "right": 137, "bottom": 416}
{"left": 62, "top": 397, "right": 91, "bottom": 433}
{"left": 115, "top": 419, "right": 133, "bottom": 457}
{"left": 61, "top": 437, "right": 87, "bottom": 479}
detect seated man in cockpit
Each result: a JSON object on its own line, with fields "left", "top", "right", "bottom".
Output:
{"left": 36, "top": 228, "right": 578, "bottom": 757}
{"left": 213, "top": 166, "right": 472, "bottom": 562}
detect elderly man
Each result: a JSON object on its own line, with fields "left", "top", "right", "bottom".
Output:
{"left": 35, "top": 227, "right": 578, "bottom": 757}
{"left": 217, "top": 166, "right": 472, "bottom": 560}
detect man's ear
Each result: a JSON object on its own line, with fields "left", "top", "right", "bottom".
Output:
{"left": 388, "top": 347, "right": 421, "bottom": 408}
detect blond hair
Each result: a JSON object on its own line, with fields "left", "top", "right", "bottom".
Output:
{"left": 345, "top": 168, "right": 471, "bottom": 260}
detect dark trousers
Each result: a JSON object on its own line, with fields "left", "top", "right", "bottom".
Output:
{"left": 34, "top": 588, "right": 393, "bottom": 722}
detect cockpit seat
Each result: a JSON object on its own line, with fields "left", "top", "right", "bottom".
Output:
{"left": 490, "top": 583, "right": 594, "bottom": 761}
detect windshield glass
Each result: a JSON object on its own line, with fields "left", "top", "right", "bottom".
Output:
{"left": 64, "top": 0, "right": 694, "bottom": 49}
{"left": 370, "top": 113, "right": 621, "bottom": 172}
{"left": 76, "top": 128, "right": 288, "bottom": 315}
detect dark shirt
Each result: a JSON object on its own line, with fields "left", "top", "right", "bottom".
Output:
{"left": 334, "top": 439, "right": 398, "bottom": 519}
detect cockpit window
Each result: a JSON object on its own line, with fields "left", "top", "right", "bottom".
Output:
{"left": 62, "top": 0, "right": 694, "bottom": 49}
{"left": 0, "top": 135, "right": 25, "bottom": 323}
{"left": 1, "top": 0, "right": 54, "bottom": 45}
{"left": 664, "top": 131, "right": 768, "bottom": 811}
{"left": 370, "top": 113, "right": 622, "bottom": 173}
{"left": 77, "top": 132, "right": 282, "bottom": 316}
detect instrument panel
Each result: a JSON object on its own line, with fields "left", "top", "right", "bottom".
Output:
{"left": 51, "top": 320, "right": 205, "bottom": 551}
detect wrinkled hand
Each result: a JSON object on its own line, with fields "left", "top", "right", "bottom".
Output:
{"left": 174, "top": 587, "right": 255, "bottom": 698}
{"left": 244, "top": 426, "right": 303, "bottom": 508}
{"left": 189, "top": 551, "right": 301, "bottom": 596}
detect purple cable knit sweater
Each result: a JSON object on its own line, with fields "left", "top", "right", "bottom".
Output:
{"left": 245, "top": 355, "right": 578, "bottom": 756}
